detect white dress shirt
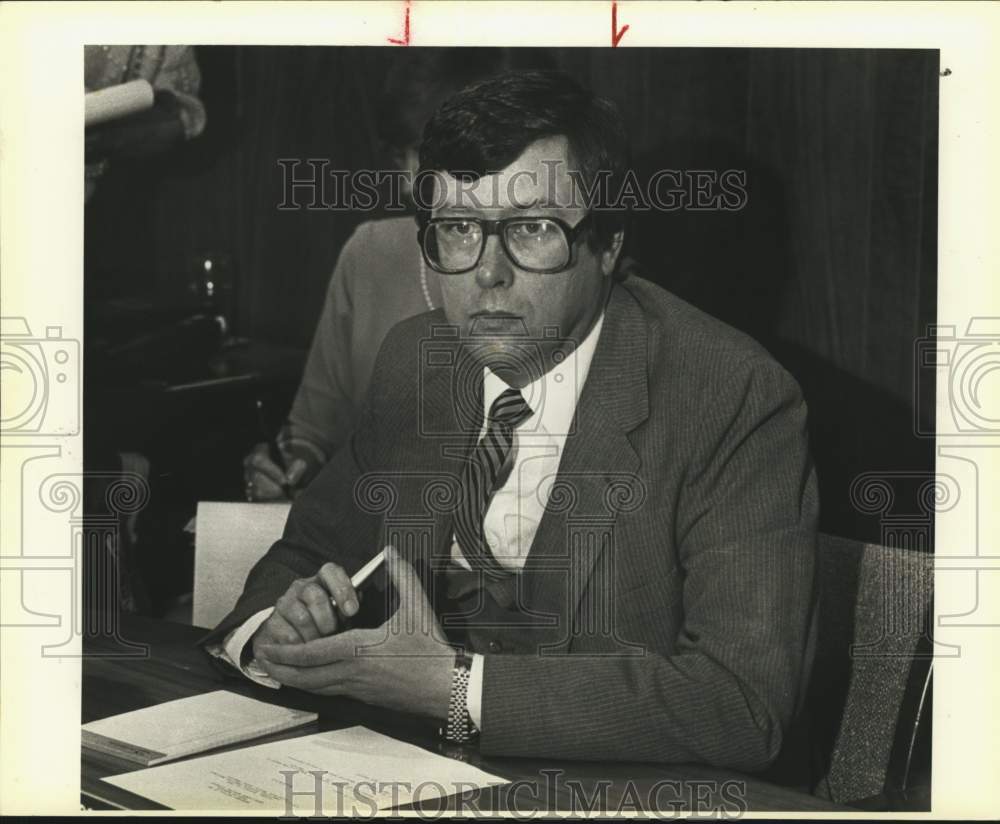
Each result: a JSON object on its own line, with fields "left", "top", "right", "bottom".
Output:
{"left": 208, "top": 313, "right": 606, "bottom": 731}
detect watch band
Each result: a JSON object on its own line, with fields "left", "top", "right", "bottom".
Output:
{"left": 443, "top": 649, "right": 476, "bottom": 743}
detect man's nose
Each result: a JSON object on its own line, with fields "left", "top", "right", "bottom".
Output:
{"left": 474, "top": 235, "right": 514, "bottom": 289}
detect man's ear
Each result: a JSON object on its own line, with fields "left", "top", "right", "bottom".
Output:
{"left": 600, "top": 230, "right": 626, "bottom": 277}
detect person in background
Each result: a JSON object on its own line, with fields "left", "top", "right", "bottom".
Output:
{"left": 85, "top": 45, "right": 207, "bottom": 201}
{"left": 242, "top": 49, "right": 554, "bottom": 501}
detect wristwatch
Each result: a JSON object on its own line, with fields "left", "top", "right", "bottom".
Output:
{"left": 442, "top": 649, "right": 477, "bottom": 743}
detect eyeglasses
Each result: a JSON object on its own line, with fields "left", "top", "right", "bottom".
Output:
{"left": 419, "top": 214, "right": 592, "bottom": 275}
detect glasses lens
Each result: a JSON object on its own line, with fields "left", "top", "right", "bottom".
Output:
{"left": 504, "top": 219, "right": 571, "bottom": 271}
{"left": 425, "top": 220, "right": 483, "bottom": 272}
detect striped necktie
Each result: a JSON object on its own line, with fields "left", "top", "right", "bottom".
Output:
{"left": 454, "top": 387, "right": 533, "bottom": 578}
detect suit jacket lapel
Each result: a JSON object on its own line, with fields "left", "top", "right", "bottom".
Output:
{"left": 521, "top": 283, "right": 649, "bottom": 650}
{"left": 421, "top": 323, "right": 484, "bottom": 578}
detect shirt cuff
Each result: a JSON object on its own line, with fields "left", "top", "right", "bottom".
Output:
{"left": 466, "top": 653, "right": 484, "bottom": 731}
{"left": 205, "top": 607, "right": 280, "bottom": 689}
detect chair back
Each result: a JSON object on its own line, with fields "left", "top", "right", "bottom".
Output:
{"left": 809, "top": 533, "right": 933, "bottom": 807}
{"left": 192, "top": 501, "right": 291, "bottom": 629}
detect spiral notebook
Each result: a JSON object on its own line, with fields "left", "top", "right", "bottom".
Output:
{"left": 82, "top": 691, "right": 317, "bottom": 767}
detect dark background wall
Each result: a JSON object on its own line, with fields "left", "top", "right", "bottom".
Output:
{"left": 85, "top": 47, "right": 939, "bottom": 545}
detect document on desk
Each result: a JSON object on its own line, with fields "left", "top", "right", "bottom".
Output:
{"left": 82, "top": 691, "right": 317, "bottom": 766}
{"left": 103, "top": 726, "right": 509, "bottom": 813}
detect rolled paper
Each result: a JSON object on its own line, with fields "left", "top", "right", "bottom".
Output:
{"left": 85, "top": 78, "right": 154, "bottom": 127}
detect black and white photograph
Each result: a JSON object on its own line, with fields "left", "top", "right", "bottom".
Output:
{"left": 1, "top": 1, "right": 998, "bottom": 818}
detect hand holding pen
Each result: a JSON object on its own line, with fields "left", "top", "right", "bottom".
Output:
{"left": 242, "top": 398, "right": 309, "bottom": 501}
{"left": 252, "top": 547, "right": 389, "bottom": 649}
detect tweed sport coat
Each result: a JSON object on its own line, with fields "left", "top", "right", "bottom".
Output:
{"left": 204, "top": 275, "right": 819, "bottom": 773}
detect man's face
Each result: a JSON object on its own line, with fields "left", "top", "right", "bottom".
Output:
{"left": 429, "top": 136, "right": 621, "bottom": 387}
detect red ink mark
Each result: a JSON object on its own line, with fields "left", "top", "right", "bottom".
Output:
{"left": 388, "top": 0, "right": 411, "bottom": 45}
{"left": 611, "top": 2, "right": 629, "bottom": 48}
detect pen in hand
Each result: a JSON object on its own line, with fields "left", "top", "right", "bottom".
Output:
{"left": 329, "top": 547, "right": 389, "bottom": 609}
{"left": 255, "top": 397, "right": 291, "bottom": 498}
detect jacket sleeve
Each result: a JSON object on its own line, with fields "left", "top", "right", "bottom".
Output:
{"left": 199, "top": 311, "right": 400, "bottom": 649}
{"left": 283, "top": 223, "right": 369, "bottom": 467}
{"left": 478, "top": 357, "right": 819, "bottom": 772}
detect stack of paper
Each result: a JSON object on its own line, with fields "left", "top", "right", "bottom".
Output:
{"left": 82, "top": 691, "right": 317, "bottom": 766}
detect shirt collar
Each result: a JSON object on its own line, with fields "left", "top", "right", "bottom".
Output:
{"left": 482, "top": 312, "right": 606, "bottom": 437}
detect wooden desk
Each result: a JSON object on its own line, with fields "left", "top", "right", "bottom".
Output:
{"left": 82, "top": 616, "right": 846, "bottom": 813}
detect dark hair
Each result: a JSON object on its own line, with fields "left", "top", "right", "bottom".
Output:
{"left": 416, "top": 69, "right": 630, "bottom": 255}
{"left": 377, "top": 49, "right": 557, "bottom": 152}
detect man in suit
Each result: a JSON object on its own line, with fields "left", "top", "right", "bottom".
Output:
{"left": 205, "top": 70, "right": 818, "bottom": 774}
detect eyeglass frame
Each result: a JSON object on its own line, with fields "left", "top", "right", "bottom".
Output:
{"left": 417, "top": 213, "right": 594, "bottom": 275}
